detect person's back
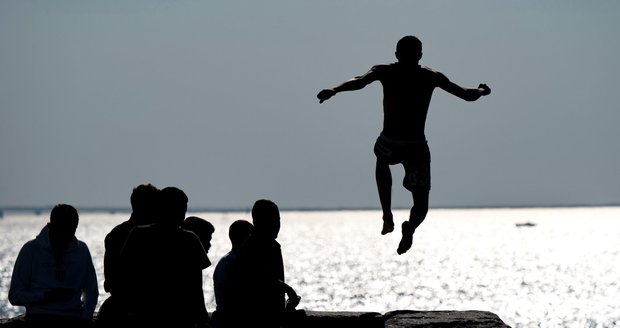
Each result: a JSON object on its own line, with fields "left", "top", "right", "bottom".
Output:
{"left": 97, "top": 184, "right": 159, "bottom": 327}
{"left": 8, "top": 204, "right": 99, "bottom": 328}
{"left": 181, "top": 216, "right": 216, "bottom": 327}
{"left": 212, "top": 219, "right": 253, "bottom": 328}
{"left": 237, "top": 232, "right": 285, "bottom": 316}
{"left": 122, "top": 225, "right": 205, "bottom": 317}
{"left": 233, "top": 199, "right": 299, "bottom": 328}
{"left": 118, "top": 187, "right": 210, "bottom": 327}
{"left": 103, "top": 183, "right": 159, "bottom": 295}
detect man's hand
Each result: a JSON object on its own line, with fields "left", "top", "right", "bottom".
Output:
{"left": 282, "top": 283, "right": 301, "bottom": 311}
{"left": 285, "top": 293, "right": 301, "bottom": 311}
{"left": 478, "top": 84, "right": 491, "bottom": 96}
{"left": 317, "top": 89, "right": 336, "bottom": 103}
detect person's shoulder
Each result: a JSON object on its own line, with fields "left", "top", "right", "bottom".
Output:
{"left": 420, "top": 66, "right": 448, "bottom": 81}
{"left": 178, "top": 229, "right": 205, "bottom": 252}
{"left": 19, "top": 239, "right": 38, "bottom": 252}
{"left": 179, "top": 227, "right": 201, "bottom": 241}
{"left": 220, "top": 251, "right": 236, "bottom": 263}
{"left": 372, "top": 62, "right": 410, "bottom": 79}
{"left": 130, "top": 223, "right": 153, "bottom": 233}
{"left": 214, "top": 251, "right": 235, "bottom": 270}
{"left": 123, "top": 224, "right": 154, "bottom": 244}
{"left": 105, "top": 221, "right": 132, "bottom": 242}
{"left": 370, "top": 63, "right": 392, "bottom": 73}
{"left": 420, "top": 65, "right": 441, "bottom": 74}
{"left": 75, "top": 239, "right": 92, "bottom": 252}
{"left": 372, "top": 63, "right": 391, "bottom": 69}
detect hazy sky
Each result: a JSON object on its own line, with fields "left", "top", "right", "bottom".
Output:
{"left": 1, "top": 1, "right": 619, "bottom": 210}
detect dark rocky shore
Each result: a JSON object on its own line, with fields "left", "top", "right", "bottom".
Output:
{"left": 294, "top": 310, "right": 511, "bottom": 327}
{"left": 1, "top": 310, "right": 511, "bottom": 327}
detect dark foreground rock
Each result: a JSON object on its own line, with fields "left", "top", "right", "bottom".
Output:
{"left": 383, "top": 310, "right": 511, "bottom": 328}
{"left": 1, "top": 310, "right": 511, "bottom": 327}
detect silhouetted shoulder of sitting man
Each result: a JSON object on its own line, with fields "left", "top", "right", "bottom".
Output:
{"left": 118, "top": 186, "right": 210, "bottom": 328}
{"left": 317, "top": 35, "right": 491, "bottom": 255}
{"left": 9, "top": 204, "right": 99, "bottom": 328}
{"left": 233, "top": 199, "right": 301, "bottom": 328}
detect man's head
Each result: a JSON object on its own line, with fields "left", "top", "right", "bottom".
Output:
{"left": 228, "top": 219, "right": 254, "bottom": 251}
{"left": 158, "top": 186, "right": 188, "bottom": 228}
{"left": 49, "top": 204, "right": 79, "bottom": 250}
{"left": 130, "top": 183, "right": 160, "bottom": 222}
{"left": 182, "top": 216, "right": 215, "bottom": 253}
{"left": 251, "top": 199, "right": 280, "bottom": 239}
{"left": 396, "top": 35, "right": 422, "bottom": 64}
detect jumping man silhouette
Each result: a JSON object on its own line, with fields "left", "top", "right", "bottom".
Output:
{"left": 317, "top": 35, "right": 491, "bottom": 254}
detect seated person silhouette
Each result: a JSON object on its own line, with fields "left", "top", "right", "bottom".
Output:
{"left": 117, "top": 187, "right": 210, "bottom": 328}
{"left": 97, "top": 183, "right": 160, "bottom": 327}
{"left": 8, "top": 204, "right": 99, "bottom": 328}
{"left": 181, "top": 216, "right": 216, "bottom": 327}
{"left": 211, "top": 219, "right": 253, "bottom": 328}
{"left": 182, "top": 216, "right": 215, "bottom": 262}
{"left": 232, "top": 199, "right": 301, "bottom": 328}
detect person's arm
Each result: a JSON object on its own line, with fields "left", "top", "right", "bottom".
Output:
{"left": 102, "top": 233, "right": 116, "bottom": 293}
{"left": 437, "top": 72, "right": 491, "bottom": 101}
{"left": 317, "top": 67, "right": 380, "bottom": 103}
{"left": 8, "top": 243, "right": 46, "bottom": 306}
{"left": 81, "top": 244, "right": 99, "bottom": 320}
{"left": 279, "top": 280, "right": 301, "bottom": 310}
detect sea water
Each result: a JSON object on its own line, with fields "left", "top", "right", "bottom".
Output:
{"left": 0, "top": 207, "right": 619, "bottom": 328}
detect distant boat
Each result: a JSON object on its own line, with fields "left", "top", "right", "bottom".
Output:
{"left": 515, "top": 222, "right": 536, "bottom": 227}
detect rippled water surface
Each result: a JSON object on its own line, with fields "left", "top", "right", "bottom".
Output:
{"left": 1, "top": 207, "right": 619, "bottom": 327}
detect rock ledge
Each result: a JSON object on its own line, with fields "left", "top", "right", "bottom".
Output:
{"left": 1, "top": 310, "right": 511, "bottom": 327}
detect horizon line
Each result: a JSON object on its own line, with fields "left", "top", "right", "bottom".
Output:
{"left": 1, "top": 202, "right": 619, "bottom": 215}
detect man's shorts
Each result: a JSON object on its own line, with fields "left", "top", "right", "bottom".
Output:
{"left": 373, "top": 134, "right": 431, "bottom": 191}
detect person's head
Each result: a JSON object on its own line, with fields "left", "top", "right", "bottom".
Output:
{"left": 395, "top": 35, "right": 422, "bottom": 64}
{"left": 158, "top": 186, "right": 188, "bottom": 228}
{"left": 48, "top": 204, "right": 79, "bottom": 250}
{"left": 182, "top": 216, "right": 215, "bottom": 253}
{"left": 130, "top": 183, "right": 160, "bottom": 223}
{"left": 251, "top": 199, "right": 280, "bottom": 239}
{"left": 228, "top": 219, "right": 254, "bottom": 251}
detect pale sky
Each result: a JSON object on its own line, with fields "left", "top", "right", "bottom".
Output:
{"left": 1, "top": 1, "right": 619, "bottom": 210}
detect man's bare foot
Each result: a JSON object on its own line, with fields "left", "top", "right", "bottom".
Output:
{"left": 397, "top": 221, "right": 413, "bottom": 255}
{"left": 381, "top": 216, "right": 394, "bottom": 235}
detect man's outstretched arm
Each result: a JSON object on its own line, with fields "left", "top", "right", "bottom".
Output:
{"left": 439, "top": 75, "right": 491, "bottom": 101}
{"left": 317, "top": 70, "right": 378, "bottom": 103}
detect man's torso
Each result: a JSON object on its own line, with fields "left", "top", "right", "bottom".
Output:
{"left": 374, "top": 63, "right": 444, "bottom": 141}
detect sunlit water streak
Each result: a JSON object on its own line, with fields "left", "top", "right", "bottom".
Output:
{"left": 1, "top": 207, "right": 619, "bottom": 327}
